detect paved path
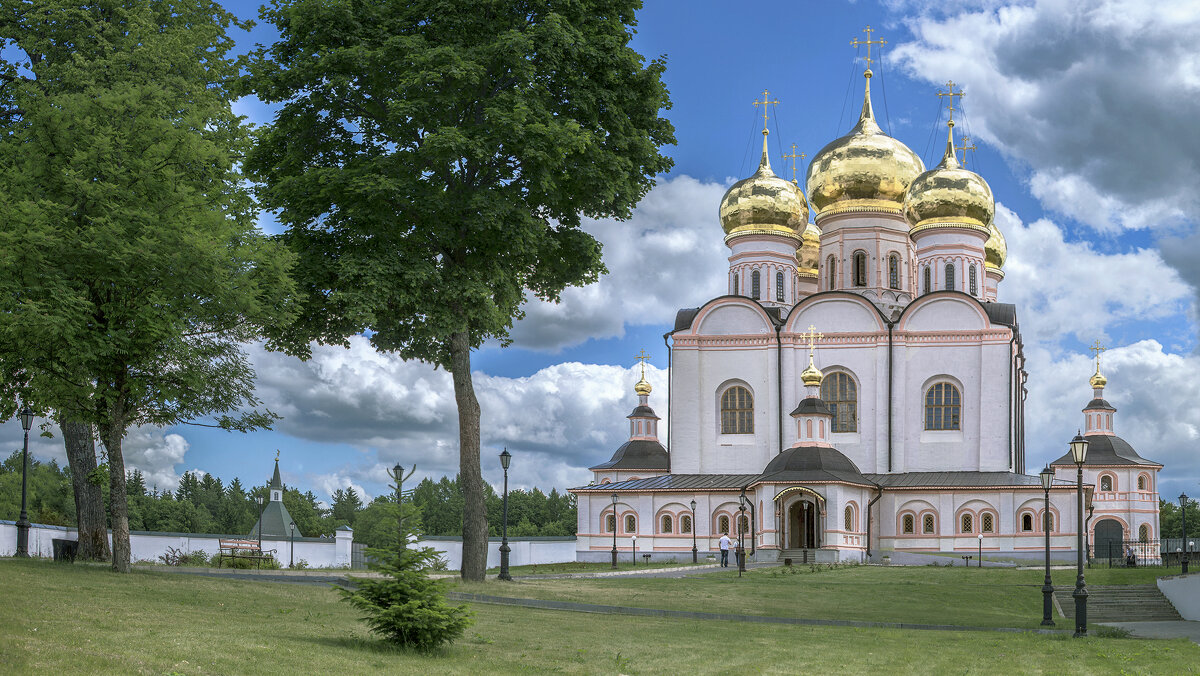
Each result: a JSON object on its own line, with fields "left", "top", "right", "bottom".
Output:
{"left": 1099, "top": 621, "right": 1200, "bottom": 645}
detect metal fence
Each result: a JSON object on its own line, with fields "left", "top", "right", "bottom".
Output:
{"left": 1096, "top": 539, "right": 1194, "bottom": 569}
{"left": 351, "top": 542, "right": 368, "bottom": 570}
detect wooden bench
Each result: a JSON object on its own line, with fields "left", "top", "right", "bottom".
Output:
{"left": 217, "top": 539, "right": 274, "bottom": 569}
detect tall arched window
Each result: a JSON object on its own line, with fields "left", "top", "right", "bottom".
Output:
{"left": 923, "top": 514, "right": 935, "bottom": 534}
{"left": 889, "top": 253, "right": 900, "bottom": 289}
{"left": 820, "top": 372, "right": 857, "bottom": 433}
{"left": 738, "top": 514, "right": 749, "bottom": 535}
{"left": 902, "top": 514, "right": 915, "bottom": 534}
{"left": 1045, "top": 512, "right": 1054, "bottom": 531}
{"left": 945, "top": 263, "right": 956, "bottom": 291}
{"left": 732, "top": 274, "right": 739, "bottom": 296}
{"left": 924, "top": 382, "right": 961, "bottom": 430}
{"left": 982, "top": 513, "right": 994, "bottom": 533}
{"left": 624, "top": 514, "right": 636, "bottom": 533}
{"left": 661, "top": 515, "right": 673, "bottom": 533}
{"left": 681, "top": 515, "right": 692, "bottom": 534}
{"left": 1139, "top": 524, "right": 1150, "bottom": 542}
{"left": 721, "top": 386, "right": 754, "bottom": 434}
{"left": 1138, "top": 475, "right": 1147, "bottom": 490}
{"left": 961, "top": 513, "right": 973, "bottom": 533}
{"left": 969, "top": 264, "right": 978, "bottom": 296}
{"left": 718, "top": 515, "right": 730, "bottom": 534}
{"left": 606, "top": 514, "right": 616, "bottom": 533}
{"left": 827, "top": 256, "right": 836, "bottom": 290}
{"left": 1100, "top": 475, "right": 1113, "bottom": 491}
{"left": 1022, "top": 513, "right": 1033, "bottom": 532}
{"left": 923, "top": 266, "right": 931, "bottom": 294}
{"left": 852, "top": 251, "right": 867, "bottom": 287}
{"left": 751, "top": 270, "right": 761, "bottom": 299}
{"left": 776, "top": 271, "right": 785, "bottom": 302}
{"left": 844, "top": 506, "right": 854, "bottom": 531}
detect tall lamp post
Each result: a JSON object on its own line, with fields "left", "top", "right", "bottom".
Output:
{"left": 690, "top": 499, "right": 698, "bottom": 564}
{"left": 15, "top": 407, "right": 33, "bottom": 558}
{"left": 977, "top": 533, "right": 983, "bottom": 568}
{"left": 1176, "top": 492, "right": 1185, "bottom": 576}
{"left": 255, "top": 495, "right": 264, "bottom": 549}
{"left": 1039, "top": 465, "right": 1055, "bottom": 627}
{"left": 611, "top": 493, "right": 619, "bottom": 569}
{"left": 498, "top": 449, "right": 512, "bottom": 581}
{"left": 737, "top": 495, "right": 747, "bottom": 576}
{"left": 1069, "top": 432, "right": 1090, "bottom": 638}
{"left": 289, "top": 521, "right": 296, "bottom": 568}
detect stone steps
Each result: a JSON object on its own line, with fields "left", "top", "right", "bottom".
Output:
{"left": 1054, "top": 585, "right": 1182, "bottom": 622}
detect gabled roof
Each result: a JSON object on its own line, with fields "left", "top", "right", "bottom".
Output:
{"left": 866, "top": 471, "right": 1077, "bottom": 488}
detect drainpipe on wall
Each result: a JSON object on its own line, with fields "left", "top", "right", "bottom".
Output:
{"left": 866, "top": 485, "right": 883, "bottom": 560}
{"left": 662, "top": 332, "right": 672, "bottom": 466}
{"left": 776, "top": 322, "right": 783, "bottom": 456}
{"left": 887, "top": 321, "right": 894, "bottom": 473}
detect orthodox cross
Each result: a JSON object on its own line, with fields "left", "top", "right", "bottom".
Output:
{"left": 783, "top": 143, "right": 806, "bottom": 182}
{"left": 937, "top": 80, "right": 965, "bottom": 126}
{"left": 850, "top": 25, "right": 887, "bottom": 73}
{"left": 1089, "top": 340, "right": 1106, "bottom": 370}
{"left": 752, "top": 89, "right": 780, "bottom": 133}
{"left": 275, "top": 449, "right": 280, "bottom": 461}
{"left": 800, "top": 325, "right": 824, "bottom": 359}
{"left": 955, "top": 136, "right": 977, "bottom": 167}
{"left": 635, "top": 348, "right": 651, "bottom": 376}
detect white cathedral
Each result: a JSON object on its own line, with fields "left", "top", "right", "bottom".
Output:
{"left": 570, "top": 64, "right": 1163, "bottom": 564}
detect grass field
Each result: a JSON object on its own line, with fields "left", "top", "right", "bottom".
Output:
{"left": 2, "top": 558, "right": 1197, "bottom": 674}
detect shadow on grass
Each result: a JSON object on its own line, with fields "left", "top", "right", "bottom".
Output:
{"left": 302, "top": 633, "right": 458, "bottom": 658}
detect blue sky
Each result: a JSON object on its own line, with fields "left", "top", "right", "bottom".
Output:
{"left": 6, "top": 0, "right": 1200, "bottom": 507}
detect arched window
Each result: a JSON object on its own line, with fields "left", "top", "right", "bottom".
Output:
{"left": 661, "top": 515, "right": 673, "bottom": 533}
{"left": 982, "top": 513, "right": 994, "bottom": 533}
{"left": 827, "top": 256, "right": 837, "bottom": 290}
{"left": 732, "top": 274, "right": 739, "bottom": 296}
{"left": 718, "top": 515, "right": 730, "bottom": 535}
{"left": 969, "top": 264, "right": 978, "bottom": 296}
{"left": 721, "top": 386, "right": 754, "bottom": 434}
{"left": 853, "top": 251, "right": 867, "bottom": 287}
{"left": 945, "top": 263, "right": 956, "bottom": 291}
{"left": 923, "top": 514, "right": 935, "bottom": 534}
{"left": 606, "top": 514, "right": 616, "bottom": 533}
{"left": 844, "top": 506, "right": 854, "bottom": 532}
{"left": 1022, "top": 514, "right": 1033, "bottom": 532}
{"left": 924, "top": 382, "right": 962, "bottom": 430}
{"left": 889, "top": 253, "right": 900, "bottom": 289}
{"left": 776, "top": 271, "right": 785, "bottom": 302}
{"left": 821, "top": 372, "right": 857, "bottom": 433}
{"left": 1045, "top": 512, "right": 1054, "bottom": 532}
{"left": 902, "top": 514, "right": 915, "bottom": 534}
{"left": 681, "top": 515, "right": 692, "bottom": 534}
{"left": 625, "top": 514, "right": 636, "bottom": 533}
{"left": 961, "top": 513, "right": 973, "bottom": 533}
{"left": 751, "top": 270, "right": 761, "bottom": 299}
{"left": 1139, "top": 524, "right": 1150, "bottom": 542}
{"left": 923, "top": 266, "right": 931, "bottom": 294}
{"left": 738, "top": 514, "right": 749, "bottom": 535}
{"left": 1138, "top": 475, "right": 1147, "bottom": 490}
{"left": 1100, "top": 475, "right": 1113, "bottom": 491}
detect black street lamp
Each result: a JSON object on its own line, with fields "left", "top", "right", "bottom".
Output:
{"left": 690, "top": 499, "right": 698, "bottom": 564}
{"left": 737, "top": 494, "right": 747, "bottom": 576}
{"left": 255, "top": 495, "right": 265, "bottom": 549}
{"left": 15, "top": 406, "right": 33, "bottom": 558}
{"left": 611, "top": 493, "right": 619, "bottom": 569}
{"left": 498, "top": 449, "right": 512, "bottom": 581}
{"left": 1176, "top": 492, "right": 1185, "bottom": 576}
{"left": 1039, "top": 465, "right": 1055, "bottom": 627}
{"left": 631, "top": 534, "right": 637, "bottom": 564}
{"left": 977, "top": 533, "right": 983, "bottom": 567}
{"left": 1069, "top": 432, "right": 1090, "bottom": 638}
{"left": 289, "top": 521, "right": 296, "bottom": 568}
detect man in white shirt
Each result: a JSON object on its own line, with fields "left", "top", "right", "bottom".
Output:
{"left": 719, "top": 533, "right": 732, "bottom": 567}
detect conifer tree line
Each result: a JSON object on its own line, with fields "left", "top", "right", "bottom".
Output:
{"left": 0, "top": 451, "right": 576, "bottom": 547}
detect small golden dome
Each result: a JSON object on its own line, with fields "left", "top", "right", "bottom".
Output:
{"left": 800, "top": 356, "right": 823, "bottom": 387}
{"left": 904, "top": 124, "right": 994, "bottom": 234}
{"left": 984, "top": 220, "right": 1007, "bottom": 270}
{"left": 797, "top": 222, "right": 821, "bottom": 275}
{"left": 1089, "top": 368, "right": 1107, "bottom": 389}
{"left": 634, "top": 374, "right": 652, "bottom": 396}
{"left": 720, "top": 131, "right": 808, "bottom": 240}
{"left": 806, "top": 76, "right": 925, "bottom": 218}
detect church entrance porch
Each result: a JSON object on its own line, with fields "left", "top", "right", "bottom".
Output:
{"left": 786, "top": 500, "right": 820, "bottom": 549}
{"left": 1094, "top": 518, "right": 1125, "bottom": 560}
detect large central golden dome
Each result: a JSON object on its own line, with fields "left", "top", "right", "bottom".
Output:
{"left": 904, "top": 123, "right": 994, "bottom": 234}
{"left": 720, "top": 130, "right": 808, "bottom": 240}
{"left": 806, "top": 75, "right": 925, "bottom": 217}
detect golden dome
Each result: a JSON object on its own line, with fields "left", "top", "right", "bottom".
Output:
{"left": 800, "top": 355, "right": 823, "bottom": 387}
{"left": 806, "top": 75, "right": 925, "bottom": 218}
{"left": 904, "top": 124, "right": 994, "bottom": 234}
{"left": 720, "top": 130, "right": 808, "bottom": 240}
{"left": 984, "top": 220, "right": 1007, "bottom": 270}
{"left": 796, "top": 222, "right": 821, "bottom": 275}
{"left": 634, "top": 373, "right": 652, "bottom": 396}
{"left": 1089, "top": 365, "right": 1107, "bottom": 389}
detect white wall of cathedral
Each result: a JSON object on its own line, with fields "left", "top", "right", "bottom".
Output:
{"left": 816, "top": 213, "right": 915, "bottom": 305}
{"left": 727, "top": 236, "right": 801, "bottom": 307}
{"left": 913, "top": 230, "right": 987, "bottom": 299}
{"left": 590, "top": 469, "right": 667, "bottom": 486}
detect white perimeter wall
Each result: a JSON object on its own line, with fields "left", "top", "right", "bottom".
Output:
{"left": 1158, "top": 574, "right": 1200, "bottom": 620}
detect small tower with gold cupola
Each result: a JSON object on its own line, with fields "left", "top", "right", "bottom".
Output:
{"left": 790, "top": 327, "right": 835, "bottom": 448}
{"left": 589, "top": 352, "right": 669, "bottom": 482}
{"left": 719, "top": 90, "right": 809, "bottom": 308}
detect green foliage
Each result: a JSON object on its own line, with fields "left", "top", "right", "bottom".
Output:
{"left": 1159, "top": 498, "right": 1200, "bottom": 539}
{"left": 0, "top": 451, "right": 75, "bottom": 526}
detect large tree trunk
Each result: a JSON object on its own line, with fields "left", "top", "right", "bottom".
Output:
{"left": 98, "top": 396, "right": 131, "bottom": 573}
{"left": 449, "top": 330, "right": 487, "bottom": 581}
{"left": 61, "top": 419, "right": 110, "bottom": 561}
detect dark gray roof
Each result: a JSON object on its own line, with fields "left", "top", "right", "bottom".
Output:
{"left": 760, "top": 446, "right": 872, "bottom": 486}
{"left": 865, "top": 471, "right": 1077, "bottom": 488}
{"left": 1084, "top": 398, "right": 1116, "bottom": 411}
{"left": 573, "top": 474, "right": 761, "bottom": 492}
{"left": 269, "top": 459, "right": 283, "bottom": 490}
{"left": 791, "top": 398, "right": 831, "bottom": 416}
{"left": 589, "top": 439, "right": 670, "bottom": 471}
{"left": 249, "top": 499, "right": 297, "bottom": 538}
{"left": 1049, "top": 434, "right": 1160, "bottom": 467}
{"left": 983, "top": 302, "right": 1018, "bottom": 328}
{"left": 674, "top": 308, "right": 700, "bottom": 332}
{"left": 628, "top": 405, "right": 660, "bottom": 419}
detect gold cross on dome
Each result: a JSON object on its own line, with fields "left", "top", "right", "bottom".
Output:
{"left": 955, "top": 136, "right": 977, "bottom": 166}
{"left": 800, "top": 325, "right": 824, "bottom": 358}
{"left": 783, "top": 143, "right": 806, "bottom": 182}
{"left": 850, "top": 25, "right": 887, "bottom": 73}
{"left": 635, "top": 348, "right": 651, "bottom": 376}
{"left": 937, "top": 80, "right": 965, "bottom": 126}
{"left": 1089, "top": 340, "right": 1106, "bottom": 368}
{"left": 752, "top": 89, "right": 780, "bottom": 133}
{"left": 275, "top": 449, "right": 280, "bottom": 461}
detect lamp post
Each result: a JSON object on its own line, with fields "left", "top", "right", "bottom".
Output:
{"left": 1039, "top": 465, "right": 1055, "bottom": 627}
{"left": 631, "top": 535, "right": 637, "bottom": 565}
{"left": 977, "top": 533, "right": 983, "bottom": 568}
{"left": 498, "top": 449, "right": 512, "bottom": 581}
{"left": 1180, "top": 494, "right": 1190, "bottom": 573}
{"left": 255, "top": 495, "right": 264, "bottom": 549}
{"left": 289, "top": 521, "right": 295, "bottom": 568}
{"left": 611, "top": 493, "right": 619, "bottom": 569}
{"left": 740, "top": 484, "right": 756, "bottom": 558}
{"left": 737, "top": 495, "right": 747, "bottom": 576}
{"left": 15, "top": 407, "right": 33, "bottom": 558}
{"left": 690, "top": 499, "right": 698, "bottom": 564}
{"left": 1069, "top": 432, "right": 1090, "bottom": 638}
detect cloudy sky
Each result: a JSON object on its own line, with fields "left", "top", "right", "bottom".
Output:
{"left": 5, "top": 0, "right": 1200, "bottom": 506}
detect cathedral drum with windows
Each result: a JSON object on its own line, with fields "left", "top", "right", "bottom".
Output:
{"left": 570, "top": 51, "right": 1161, "bottom": 564}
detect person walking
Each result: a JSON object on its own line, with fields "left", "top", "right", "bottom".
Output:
{"left": 719, "top": 532, "right": 732, "bottom": 567}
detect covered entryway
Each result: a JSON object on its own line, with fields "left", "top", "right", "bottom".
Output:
{"left": 787, "top": 500, "right": 819, "bottom": 549}
{"left": 1094, "top": 519, "right": 1125, "bottom": 560}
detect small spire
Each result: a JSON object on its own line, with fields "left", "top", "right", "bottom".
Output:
{"left": 1089, "top": 340, "right": 1107, "bottom": 389}
{"left": 783, "top": 143, "right": 806, "bottom": 184}
{"left": 634, "top": 349, "right": 652, "bottom": 396}
{"left": 799, "top": 325, "right": 825, "bottom": 386}
{"left": 939, "top": 120, "right": 960, "bottom": 169}
{"left": 752, "top": 89, "right": 780, "bottom": 173}
{"left": 955, "top": 136, "right": 977, "bottom": 167}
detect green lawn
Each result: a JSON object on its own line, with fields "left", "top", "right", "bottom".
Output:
{"left": 2, "top": 558, "right": 1197, "bottom": 674}
{"left": 456, "top": 563, "right": 1176, "bottom": 630}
